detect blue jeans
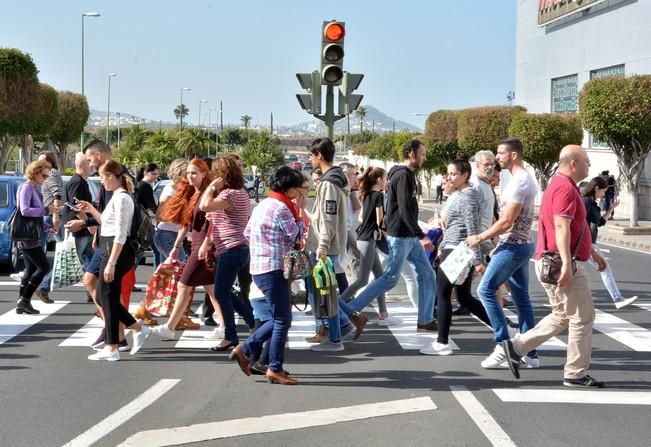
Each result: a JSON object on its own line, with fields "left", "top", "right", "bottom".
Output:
{"left": 346, "top": 236, "right": 436, "bottom": 325}
{"left": 305, "top": 254, "right": 349, "bottom": 341}
{"left": 38, "top": 215, "right": 64, "bottom": 292}
{"left": 154, "top": 228, "right": 187, "bottom": 263}
{"left": 214, "top": 244, "right": 254, "bottom": 343}
{"left": 242, "top": 270, "right": 292, "bottom": 373}
{"left": 478, "top": 242, "right": 537, "bottom": 351}
{"left": 74, "top": 234, "right": 95, "bottom": 272}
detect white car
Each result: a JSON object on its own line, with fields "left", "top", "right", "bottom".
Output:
{"left": 244, "top": 175, "right": 264, "bottom": 199}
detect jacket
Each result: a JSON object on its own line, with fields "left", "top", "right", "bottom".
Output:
{"left": 385, "top": 165, "right": 424, "bottom": 239}
{"left": 306, "top": 165, "right": 350, "bottom": 256}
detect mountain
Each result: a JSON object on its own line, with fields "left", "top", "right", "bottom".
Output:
{"left": 87, "top": 109, "right": 161, "bottom": 128}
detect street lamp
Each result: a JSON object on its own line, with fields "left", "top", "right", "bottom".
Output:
{"left": 116, "top": 112, "right": 121, "bottom": 149}
{"left": 81, "top": 11, "right": 100, "bottom": 150}
{"left": 179, "top": 87, "right": 191, "bottom": 130}
{"left": 106, "top": 73, "right": 116, "bottom": 143}
{"left": 198, "top": 99, "right": 208, "bottom": 127}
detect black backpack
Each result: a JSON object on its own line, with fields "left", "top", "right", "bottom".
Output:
{"left": 123, "top": 192, "right": 154, "bottom": 255}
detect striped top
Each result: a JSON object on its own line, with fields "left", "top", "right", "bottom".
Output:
{"left": 208, "top": 188, "right": 250, "bottom": 255}
{"left": 441, "top": 186, "right": 483, "bottom": 266}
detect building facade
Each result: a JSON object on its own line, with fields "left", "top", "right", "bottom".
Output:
{"left": 515, "top": 0, "right": 651, "bottom": 219}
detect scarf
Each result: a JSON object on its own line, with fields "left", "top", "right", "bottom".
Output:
{"left": 269, "top": 190, "right": 300, "bottom": 222}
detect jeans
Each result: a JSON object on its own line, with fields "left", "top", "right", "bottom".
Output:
{"left": 587, "top": 244, "right": 624, "bottom": 302}
{"left": 214, "top": 244, "right": 254, "bottom": 343}
{"left": 346, "top": 236, "right": 435, "bottom": 325}
{"left": 477, "top": 242, "right": 536, "bottom": 349}
{"left": 74, "top": 235, "right": 95, "bottom": 271}
{"left": 154, "top": 228, "right": 187, "bottom": 263}
{"left": 37, "top": 215, "right": 64, "bottom": 293}
{"left": 339, "top": 238, "right": 387, "bottom": 315}
{"left": 242, "top": 270, "right": 292, "bottom": 373}
{"left": 377, "top": 239, "right": 419, "bottom": 308}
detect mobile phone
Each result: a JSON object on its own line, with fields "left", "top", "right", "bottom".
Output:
{"left": 65, "top": 202, "right": 81, "bottom": 212}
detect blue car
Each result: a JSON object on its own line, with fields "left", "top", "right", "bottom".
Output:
{"left": 0, "top": 175, "right": 26, "bottom": 271}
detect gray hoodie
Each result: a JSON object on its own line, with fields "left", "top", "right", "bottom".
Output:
{"left": 306, "top": 166, "right": 350, "bottom": 256}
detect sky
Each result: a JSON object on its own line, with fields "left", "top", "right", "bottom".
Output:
{"left": 2, "top": 0, "right": 516, "bottom": 130}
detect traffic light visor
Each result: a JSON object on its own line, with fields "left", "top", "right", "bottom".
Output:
{"left": 324, "top": 22, "right": 345, "bottom": 41}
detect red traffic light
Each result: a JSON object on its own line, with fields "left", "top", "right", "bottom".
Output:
{"left": 324, "top": 22, "right": 345, "bottom": 41}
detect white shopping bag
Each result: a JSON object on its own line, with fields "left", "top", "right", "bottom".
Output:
{"left": 50, "top": 232, "right": 84, "bottom": 290}
{"left": 439, "top": 243, "right": 474, "bottom": 285}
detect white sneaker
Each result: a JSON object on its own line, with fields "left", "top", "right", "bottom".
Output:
{"left": 203, "top": 326, "right": 225, "bottom": 340}
{"left": 377, "top": 316, "right": 402, "bottom": 326}
{"left": 481, "top": 344, "right": 507, "bottom": 368}
{"left": 522, "top": 355, "right": 540, "bottom": 369}
{"left": 614, "top": 296, "right": 638, "bottom": 310}
{"left": 10, "top": 272, "right": 24, "bottom": 282}
{"left": 88, "top": 348, "right": 120, "bottom": 362}
{"left": 310, "top": 339, "right": 345, "bottom": 352}
{"left": 130, "top": 326, "right": 152, "bottom": 355}
{"left": 341, "top": 324, "right": 357, "bottom": 342}
{"left": 151, "top": 324, "right": 175, "bottom": 339}
{"left": 420, "top": 342, "right": 453, "bottom": 356}
{"left": 507, "top": 325, "right": 518, "bottom": 340}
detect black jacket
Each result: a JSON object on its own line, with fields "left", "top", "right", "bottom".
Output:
{"left": 385, "top": 165, "right": 424, "bottom": 239}
{"left": 583, "top": 196, "right": 606, "bottom": 243}
{"left": 135, "top": 181, "right": 158, "bottom": 214}
{"left": 64, "top": 174, "right": 92, "bottom": 238}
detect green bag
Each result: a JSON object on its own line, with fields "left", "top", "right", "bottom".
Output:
{"left": 312, "top": 257, "right": 339, "bottom": 318}
{"left": 50, "top": 233, "right": 84, "bottom": 290}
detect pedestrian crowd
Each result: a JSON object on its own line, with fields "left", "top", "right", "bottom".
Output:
{"left": 11, "top": 135, "right": 638, "bottom": 387}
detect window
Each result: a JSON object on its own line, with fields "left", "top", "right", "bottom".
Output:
{"left": 589, "top": 65, "right": 625, "bottom": 148}
{"left": 0, "top": 182, "right": 8, "bottom": 208}
{"left": 551, "top": 74, "right": 578, "bottom": 113}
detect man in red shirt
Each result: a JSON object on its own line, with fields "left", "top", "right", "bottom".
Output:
{"left": 503, "top": 145, "right": 608, "bottom": 388}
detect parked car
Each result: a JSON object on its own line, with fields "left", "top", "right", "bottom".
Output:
{"left": 285, "top": 153, "right": 298, "bottom": 162}
{"left": 302, "top": 161, "right": 313, "bottom": 172}
{"left": 0, "top": 175, "right": 26, "bottom": 271}
{"left": 243, "top": 174, "right": 264, "bottom": 199}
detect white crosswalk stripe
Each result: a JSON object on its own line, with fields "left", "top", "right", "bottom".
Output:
{"left": 593, "top": 308, "right": 651, "bottom": 352}
{"left": 0, "top": 300, "right": 70, "bottom": 345}
{"left": 502, "top": 308, "right": 567, "bottom": 350}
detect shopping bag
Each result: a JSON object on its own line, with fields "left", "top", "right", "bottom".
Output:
{"left": 312, "top": 257, "right": 339, "bottom": 318}
{"left": 439, "top": 243, "right": 474, "bottom": 285}
{"left": 50, "top": 233, "right": 84, "bottom": 290}
{"left": 290, "top": 278, "right": 308, "bottom": 311}
{"left": 142, "top": 261, "right": 185, "bottom": 316}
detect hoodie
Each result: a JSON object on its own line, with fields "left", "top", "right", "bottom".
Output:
{"left": 385, "top": 165, "right": 424, "bottom": 239}
{"left": 306, "top": 165, "right": 350, "bottom": 256}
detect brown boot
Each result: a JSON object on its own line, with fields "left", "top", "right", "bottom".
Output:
{"left": 266, "top": 369, "right": 298, "bottom": 385}
{"left": 133, "top": 304, "right": 158, "bottom": 326}
{"left": 35, "top": 289, "right": 54, "bottom": 304}
{"left": 350, "top": 312, "right": 368, "bottom": 340}
{"left": 305, "top": 325, "right": 327, "bottom": 343}
{"left": 175, "top": 317, "right": 200, "bottom": 330}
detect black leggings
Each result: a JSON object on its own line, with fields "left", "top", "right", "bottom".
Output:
{"left": 436, "top": 251, "right": 491, "bottom": 345}
{"left": 21, "top": 245, "right": 50, "bottom": 301}
{"left": 97, "top": 238, "right": 137, "bottom": 345}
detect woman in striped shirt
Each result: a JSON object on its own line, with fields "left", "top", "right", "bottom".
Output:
{"left": 199, "top": 155, "right": 254, "bottom": 352}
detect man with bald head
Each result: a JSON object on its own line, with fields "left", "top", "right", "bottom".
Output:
{"left": 502, "top": 145, "right": 608, "bottom": 388}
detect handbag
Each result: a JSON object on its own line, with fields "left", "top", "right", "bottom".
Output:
{"left": 539, "top": 219, "right": 586, "bottom": 286}
{"left": 142, "top": 260, "right": 185, "bottom": 316}
{"left": 290, "top": 278, "right": 308, "bottom": 311}
{"left": 312, "top": 257, "right": 339, "bottom": 318}
{"left": 439, "top": 243, "right": 475, "bottom": 285}
{"left": 50, "top": 232, "right": 84, "bottom": 290}
{"left": 9, "top": 193, "right": 43, "bottom": 241}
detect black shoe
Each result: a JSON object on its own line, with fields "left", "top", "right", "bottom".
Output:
{"left": 452, "top": 305, "right": 471, "bottom": 316}
{"left": 202, "top": 317, "right": 218, "bottom": 327}
{"left": 502, "top": 339, "right": 522, "bottom": 379}
{"left": 91, "top": 328, "right": 107, "bottom": 347}
{"left": 132, "top": 287, "right": 142, "bottom": 292}
{"left": 506, "top": 318, "right": 519, "bottom": 329}
{"left": 209, "top": 340, "right": 238, "bottom": 352}
{"left": 563, "top": 375, "right": 605, "bottom": 388}
{"left": 118, "top": 339, "right": 130, "bottom": 352}
{"left": 16, "top": 299, "right": 40, "bottom": 315}
{"left": 417, "top": 320, "right": 438, "bottom": 332}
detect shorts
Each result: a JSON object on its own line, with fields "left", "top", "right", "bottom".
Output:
{"left": 86, "top": 247, "right": 105, "bottom": 277}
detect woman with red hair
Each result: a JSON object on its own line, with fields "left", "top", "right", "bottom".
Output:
{"left": 151, "top": 158, "right": 223, "bottom": 339}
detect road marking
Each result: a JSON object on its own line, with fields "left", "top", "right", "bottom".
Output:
{"left": 287, "top": 307, "right": 316, "bottom": 350}
{"left": 174, "top": 317, "right": 214, "bottom": 349}
{"left": 62, "top": 378, "right": 180, "bottom": 447}
{"left": 59, "top": 304, "right": 138, "bottom": 347}
{"left": 0, "top": 300, "right": 69, "bottom": 345}
{"left": 594, "top": 309, "right": 651, "bottom": 351}
{"left": 598, "top": 241, "right": 651, "bottom": 256}
{"left": 502, "top": 309, "right": 567, "bottom": 350}
{"left": 634, "top": 302, "right": 651, "bottom": 312}
{"left": 374, "top": 301, "right": 460, "bottom": 350}
{"left": 493, "top": 388, "right": 651, "bottom": 405}
{"left": 450, "top": 386, "right": 516, "bottom": 447}
{"left": 117, "top": 396, "right": 437, "bottom": 447}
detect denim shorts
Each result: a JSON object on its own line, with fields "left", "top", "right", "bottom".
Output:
{"left": 86, "top": 247, "right": 105, "bottom": 277}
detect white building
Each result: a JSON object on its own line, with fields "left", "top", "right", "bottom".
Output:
{"left": 515, "top": 0, "right": 651, "bottom": 219}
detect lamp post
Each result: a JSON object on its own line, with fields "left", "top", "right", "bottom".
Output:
{"left": 81, "top": 11, "right": 100, "bottom": 150}
{"left": 116, "top": 112, "right": 121, "bottom": 149}
{"left": 219, "top": 100, "right": 224, "bottom": 131}
{"left": 180, "top": 87, "right": 191, "bottom": 130}
{"left": 198, "top": 99, "right": 208, "bottom": 128}
{"left": 106, "top": 73, "right": 116, "bottom": 143}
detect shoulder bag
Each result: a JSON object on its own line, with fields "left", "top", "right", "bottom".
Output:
{"left": 539, "top": 218, "right": 586, "bottom": 286}
{"left": 9, "top": 186, "right": 43, "bottom": 241}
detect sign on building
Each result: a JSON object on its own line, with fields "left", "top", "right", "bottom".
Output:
{"left": 538, "top": 0, "right": 605, "bottom": 26}
{"left": 551, "top": 74, "right": 578, "bottom": 113}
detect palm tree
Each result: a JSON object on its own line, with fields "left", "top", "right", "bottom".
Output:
{"left": 174, "top": 104, "right": 190, "bottom": 129}
{"left": 355, "top": 106, "right": 367, "bottom": 133}
{"left": 177, "top": 128, "right": 209, "bottom": 158}
{"left": 240, "top": 114, "right": 252, "bottom": 131}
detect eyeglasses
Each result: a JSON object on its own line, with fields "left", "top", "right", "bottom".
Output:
{"left": 40, "top": 172, "right": 49, "bottom": 179}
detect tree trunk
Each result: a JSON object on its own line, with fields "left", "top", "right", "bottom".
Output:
{"left": 629, "top": 188, "right": 639, "bottom": 227}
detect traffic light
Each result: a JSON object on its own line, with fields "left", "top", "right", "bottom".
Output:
{"left": 338, "top": 72, "right": 364, "bottom": 116}
{"left": 321, "top": 20, "right": 345, "bottom": 86}
{"left": 296, "top": 71, "right": 322, "bottom": 115}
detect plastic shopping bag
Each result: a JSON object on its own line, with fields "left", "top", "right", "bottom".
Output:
{"left": 142, "top": 261, "right": 185, "bottom": 316}
{"left": 312, "top": 257, "right": 339, "bottom": 318}
{"left": 439, "top": 243, "right": 474, "bottom": 285}
{"left": 50, "top": 233, "right": 84, "bottom": 290}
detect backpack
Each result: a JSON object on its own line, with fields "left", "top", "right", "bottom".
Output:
{"left": 123, "top": 192, "right": 154, "bottom": 255}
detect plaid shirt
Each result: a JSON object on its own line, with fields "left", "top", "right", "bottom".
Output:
{"left": 245, "top": 198, "right": 302, "bottom": 275}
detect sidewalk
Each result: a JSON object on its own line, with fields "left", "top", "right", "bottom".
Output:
{"left": 419, "top": 200, "right": 651, "bottom": 254}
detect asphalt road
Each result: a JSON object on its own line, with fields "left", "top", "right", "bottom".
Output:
{"left": 1, "top": 210, "right": 650, "bottom": 446}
